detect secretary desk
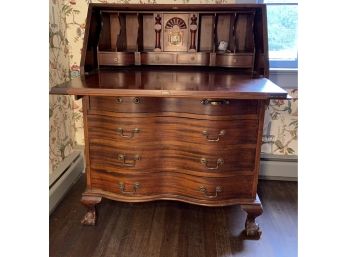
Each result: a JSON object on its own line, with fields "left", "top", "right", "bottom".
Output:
{"left": 50, "top": 4, "right": 288, "bottom": 238}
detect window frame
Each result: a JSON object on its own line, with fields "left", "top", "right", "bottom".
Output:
{"left": 261, "top": 1, "right": 298, "bottom": 69}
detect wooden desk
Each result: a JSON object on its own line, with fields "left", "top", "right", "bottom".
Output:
{"left": 50, "top": 4, "right": 287, "bottom": 238}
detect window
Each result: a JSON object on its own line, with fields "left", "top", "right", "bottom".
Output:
{"left": 263, "top": 0, "right": 298, "bottom": 69}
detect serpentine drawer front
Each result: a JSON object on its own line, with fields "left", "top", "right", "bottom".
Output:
{"left": 49, "top": 4, "right": 289, "bottom": 238}
{"left": 89, "top": 96, "right": 259, "bottom": 116}
{"left": 90, "top": 169, "right": 254, "bottom": 202}
{"left": 89, "top": 141, "right": 256, "bottom": 175}
{"left": 87, "top": 115, "right": 259, "bottom": 145}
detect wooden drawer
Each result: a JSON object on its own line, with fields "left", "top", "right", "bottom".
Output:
{"left": 87, "top": 115, "right": 258, "bottom": 146}
{"left": 89, "top": 96, "right": 259, "bottom": 116}
{"left": 89, "top": 140, "right": 256, "bottom": 174}
{"left": 98, "top": 51, "right": 135, "bottom": 66}
{"left": 177, "top": 53, "right": 210, "bottom": 65}
{"left": 141, "top": 52, "right": 176, "bottom": 65}
{"left": 215, "top": 54, "right": 253, "bottom": 68}
{"left": 90, "top": 169, "right": 254, "bottom": 201}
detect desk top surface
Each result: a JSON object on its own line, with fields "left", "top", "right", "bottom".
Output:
{"left": 50, "top": 67, "right": 288, "bottom": 99}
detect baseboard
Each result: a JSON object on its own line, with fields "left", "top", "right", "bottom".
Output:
{"left": 49, "top": 151, "right": 84, "bottom": 214}
{"left": 259, "top": 157, "right": 298, "bottom": 181}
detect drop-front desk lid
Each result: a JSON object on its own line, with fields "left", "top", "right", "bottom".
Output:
{"left": 50, "top": 67, "right": 288, "bottom": 100}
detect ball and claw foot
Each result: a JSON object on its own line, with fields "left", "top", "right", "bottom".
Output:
{"left": 81, "top": 210, "right": 97, "bottom": 226}
{"left": 245, "top": 219, "right": 262, "bottom": 237}
{"left": 80, "top": 195, "right": 102, "bottom": 226}
{"left": 241, "top": 198, "right": 263, "bottom": 239}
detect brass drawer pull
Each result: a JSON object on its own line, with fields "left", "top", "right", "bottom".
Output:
{"left": 119, "top": 182, "right": 140, "bottom": 195}
{"left": 199, "top": 186, "right": 222, "bottom": 199}
{"left": 116, "top": 128, "right": 140, "bottom": 138}
{"left": 202, "top": 130, "right": 226, "bottom": 142}
{"left": 201, "top": 99, "right": 230, "bottom": 106}
{"left": 117, "top": 154, "right": 140, "bottom": 167}
{"left": 200, "top": 158, "right": 224, "bottom": 170}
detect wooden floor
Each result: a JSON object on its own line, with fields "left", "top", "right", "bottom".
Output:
{"left": 50, "top": 176, "right": 297, "bottom": 257}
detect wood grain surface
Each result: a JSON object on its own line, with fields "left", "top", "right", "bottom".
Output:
{"left": 87, "top": 115, "right": 259, "bottom": 146}
{"left": 90, "top": 169, "right": 254, "bottom": 203}
{"left": 50, "top": 69, "right": 287, "bottom": 99}
{"left": 89, "top": 96, "right": 259, "bottom": 115}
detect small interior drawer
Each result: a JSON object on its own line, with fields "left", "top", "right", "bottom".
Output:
{"left": 215, "top": 54, "right": 253, "bottom": 68}
{"left": 98, "top": 51, "right": 135, "bottom": 66}
{"left": 177, "top": 53, "right": 210, "bottom": 65}
{"left": 141, "top": 52, "right": 176, "bottom": 65}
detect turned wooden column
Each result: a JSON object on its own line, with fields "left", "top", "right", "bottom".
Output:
{"left": 154, "top": 14, "right": 162, "bottom": 51}
{"left": 189, "top": 14, "right": 198, "bottom": 52}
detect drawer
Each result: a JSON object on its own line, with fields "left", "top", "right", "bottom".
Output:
{"left": 91, "top": 169, "right": 163, "bottom": 196}
{"left": 89, "top": 96, "right": 259, "bottom": 116}
{"left": 215, "top": 54, "right": 253, "bottom": 68}
{"left": 98, "top": 52, "right": 135, "bottom": 66}
{"left": 141, "top": 52, "right": 176, "bottom": 65}
{"left": 178, "top": 173, "right": 254, "bottom": 200}
{"left": 89, "top": 140, "right": 256, "bottom": 174}
{"left": 87, "top": 115, "right": 153, "bottom": 142}
{"left": 87, "top": 115, "right": 258, "bottom": 146}
{"left": 90, "top": 169, "right": 254, "bottom": 201}
{"left": 177, "top": 53, "right": 210, "bottom": 65}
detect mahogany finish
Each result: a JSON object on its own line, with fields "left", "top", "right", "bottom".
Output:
{"left": 49, "top": 3, "right": 288, "bottom": 239}
{"left": 50, "top": 69, "right": 287, "bottom": 99}
{"left": 88, "top": 96, "right": 259, "bottom": 115}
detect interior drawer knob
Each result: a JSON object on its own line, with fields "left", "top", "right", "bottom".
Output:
{"left": 202, "top": 130, "right": 226, "bottom": 142}
{"left": 133, "top": 97, "right": 141, "bottom": 104}
{"left": 199, "top": 186, "right": 222, "bottom": 199}
{"left": 200, "top": 158, "right": 224, "bottom": 170}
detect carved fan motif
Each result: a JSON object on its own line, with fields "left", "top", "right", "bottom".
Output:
{"left": 165, "top": 17, "right": 187, "bottom": 29}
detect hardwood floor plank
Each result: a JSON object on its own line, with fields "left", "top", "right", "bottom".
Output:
{"left": 142, "top": 202, "right": 167, "bottom": 257}
{"left": 158, "top": 203, "right": 182, "bottom": 257}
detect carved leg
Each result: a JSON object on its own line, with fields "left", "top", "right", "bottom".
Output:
{"left": 241, "top": 198, "right": 263, "bottom": 238}
{"left": 80, "top": 195, "right": 102, "bottom": 226}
